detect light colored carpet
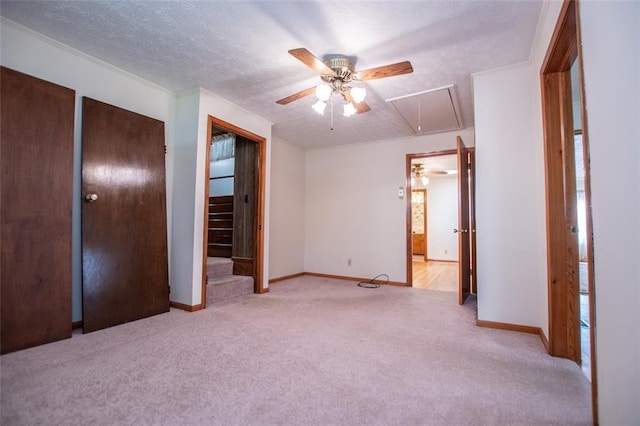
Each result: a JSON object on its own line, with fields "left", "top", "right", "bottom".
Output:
{"left": 0, "top": 276, "right": 591, "bottom": 425}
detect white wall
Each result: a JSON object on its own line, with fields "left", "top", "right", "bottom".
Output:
{"left": 1, "top": 18, "right": 274, "bottom": 312}
{"left": 269, "top": 137, "right": 306, "bottom": 279}
{"left": 473, "top": 62, "right": 547, "bottom": 329}
{"left": 304, "top": 129, "right": 474, "bottom": 282}
{"left": 474, "top": 0, "right": 640, "bottom": 421}
{"left": 1, "top": 19, "right": 177, "bottom": 322}
{"left": 196, "top": 89, "right": 273, "bottom": 295}
{"left": 579, "top": 1, "right": 640, "bottom": 423}
{"left": 171, "top": 90, "right": 200, "bottom": 306}
{"left": 472, "top": 1, "right": 565, "bottom": 335}
{"left": 426, "top": 176, "right": 458, "bottom": 261}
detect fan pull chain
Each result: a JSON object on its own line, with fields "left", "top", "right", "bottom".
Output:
{"left": 330, "top": 95, "right": 334, "bottom": 130}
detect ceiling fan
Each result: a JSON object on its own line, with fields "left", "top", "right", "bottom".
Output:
{"left": 412, "top": 163, "right": 448, "bottom": 176}
{"left": 412, "top": 163, "right": 449, "bottom": 186}
{"left": 276, "top": 48, "right": 413, "bottom": 116}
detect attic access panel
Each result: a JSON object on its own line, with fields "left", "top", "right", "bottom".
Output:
{"left": 387, "top": 85, "right": 462, "bottom": 135}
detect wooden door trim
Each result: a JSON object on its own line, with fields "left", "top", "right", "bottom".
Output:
{"left": 202, "top": 116, "right": 267, "bottom": 307}
{"left": 469, "top": 149, "right": 477, "bottom": 294}
{"left": 422, "top": 189, "right": 428, "bottom": 261}
{"left": 405, "top": 149, "right": 457, "bottom": 287}
{"left": 541, "top": 0, "right": 597, "bottom": 421}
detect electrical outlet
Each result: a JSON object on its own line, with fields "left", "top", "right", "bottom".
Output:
{"left": 444, "top": 249, "right": 448, "bottom": 254}
{"left": 348, "top": 259, "right": 352, "bottom": 266}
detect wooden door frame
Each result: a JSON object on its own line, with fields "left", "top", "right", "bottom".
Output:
{"left": 541, "top": 0, "right": 597, "bottom": 420}
{"left": 201, "top": 115, "right": 267, "bottom": 308}
{"left": 405, "top": 149, "right": 457, "bottom": 287}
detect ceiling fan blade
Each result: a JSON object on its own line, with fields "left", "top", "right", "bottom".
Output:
{"left": 276, "top": 86, "right": 316, "bottom": 105}
{"left": 356, "top": 61, "right": 413, "bottom": 81}
{"left": 289, "top": 48, "right": 334, "bottom": 75}
{"left": 355, "top": 101, "right": 371, "bottom": 114}
{"left": 344, "top": 89, "right": 371, "bottom": 114}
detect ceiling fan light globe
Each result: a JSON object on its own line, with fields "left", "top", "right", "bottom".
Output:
{"left": 421, "top": 177, "right": 429, "bottom": 186}
{"left": 312, "top": 100, "right": 327, "bottom": 115}
{"left": 343, "top": 102, "right": 357, "bottom": 117}
{"left": 315, "top": 84, "right": 332, "bottom": 101}
{"left": 350, "top": 86, "right": 366, "bottom": 104}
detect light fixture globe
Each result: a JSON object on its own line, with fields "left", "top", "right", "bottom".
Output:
{"left": 315, "top": 84, "right": 332, "bottom": 102}
{"left": 350, "top": 86, "right": 366, "bottom": 104}
{"left": 312, "top": 100, "right": 327, "bottom": 115}
{"left": 343, "top": 102, "right": 357, "bottom": 117}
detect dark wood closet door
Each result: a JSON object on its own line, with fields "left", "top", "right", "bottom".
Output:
{"left": 81, "top": 97, "right": 169, "bottom": 333}
{"left": 1, "top": 67, "right": 75, "bottom": 354}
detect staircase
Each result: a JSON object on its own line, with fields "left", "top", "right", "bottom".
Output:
{"left": 206, "top": 257, "right": 254, "bottom": 304}
{"left": 208, "top": 196, "right": 233, "bottom": 258}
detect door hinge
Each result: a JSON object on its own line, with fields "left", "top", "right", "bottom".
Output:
{"left": 168, "top": 285, "right": 171, "bottom": 295}
{"left": 469, "top": 268, "right": 473, "bottom": 276}
{"left": 164, "top": 145, "right": 167, "bottom": 155}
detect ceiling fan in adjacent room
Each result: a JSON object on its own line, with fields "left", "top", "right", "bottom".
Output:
{"left": 411, "top": 163, "right": 449, "bottom": 186}
{"left": 276, "top": 48, "right": 413, "bottom": 117}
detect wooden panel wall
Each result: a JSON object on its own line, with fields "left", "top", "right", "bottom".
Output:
{"left": 232, "top": 136, "right": 257, "bottom": 276}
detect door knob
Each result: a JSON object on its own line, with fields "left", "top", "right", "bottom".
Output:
{"left": 84, "top": 193, "right": 98, "bottom": 202}
{"left": 453, "top": 228, "right": 468, "bottom": 233}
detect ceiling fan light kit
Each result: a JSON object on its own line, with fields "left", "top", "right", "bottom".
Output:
{"left": 312, "top": 99, "right": 327, "bottom": 115}
{"left": 276, "top": 48, "right": 413, "bottom": 123}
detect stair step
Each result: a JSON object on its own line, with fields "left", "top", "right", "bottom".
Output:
{"left": 207, "top": 274, "right": 254, "bottom": 304}
{"left": 206, "top": 257, "right": 233, "bottom": 278}
{"left": 208, "top": 246, "right": 232, "bottom": 258}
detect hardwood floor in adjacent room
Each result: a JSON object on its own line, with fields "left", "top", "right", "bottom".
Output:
{"left": 412, "top": 259, "right": 458, "bottom": 292}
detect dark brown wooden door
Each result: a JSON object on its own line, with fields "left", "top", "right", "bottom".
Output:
{"left": 81, "top": 97, "right": 169, "bottom": 333}
{"left": 457, "top": 136, "right": 471, "bottom": 304}
{"left": 232, "top": 136, "right": 257, "bottom": 279}
{"left": 1, "top": 67, "right": 75, "bottom": 354}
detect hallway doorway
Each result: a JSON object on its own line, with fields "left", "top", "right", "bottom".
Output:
{"left": 201, "top": 116, "right": 267, "bottom": 307}
{"left": 406, "top": 151, "right": 465, "bottom": 295}
{"left": 540, "top": 0, "right": 596, "bottom": 417}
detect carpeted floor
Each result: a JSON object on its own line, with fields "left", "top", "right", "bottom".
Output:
{"left": 0, "top": 276, "right": 591, "bottom": 425}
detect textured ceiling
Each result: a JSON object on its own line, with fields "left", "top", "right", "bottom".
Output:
{"left": 1, "top": 0, "right": 542, "bottom": 149}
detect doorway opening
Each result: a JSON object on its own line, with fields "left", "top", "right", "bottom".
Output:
{"left": 201, "top": 116, "right": 267, "bottom": 307}
{"left": 406, "top": 139, "right": 475, "bottom": 304}
{"left": 541, "top": 0, "right": 596, "bottom": 418}
{"left": 409, "top": 156, "right": 458, "bottom": 293}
